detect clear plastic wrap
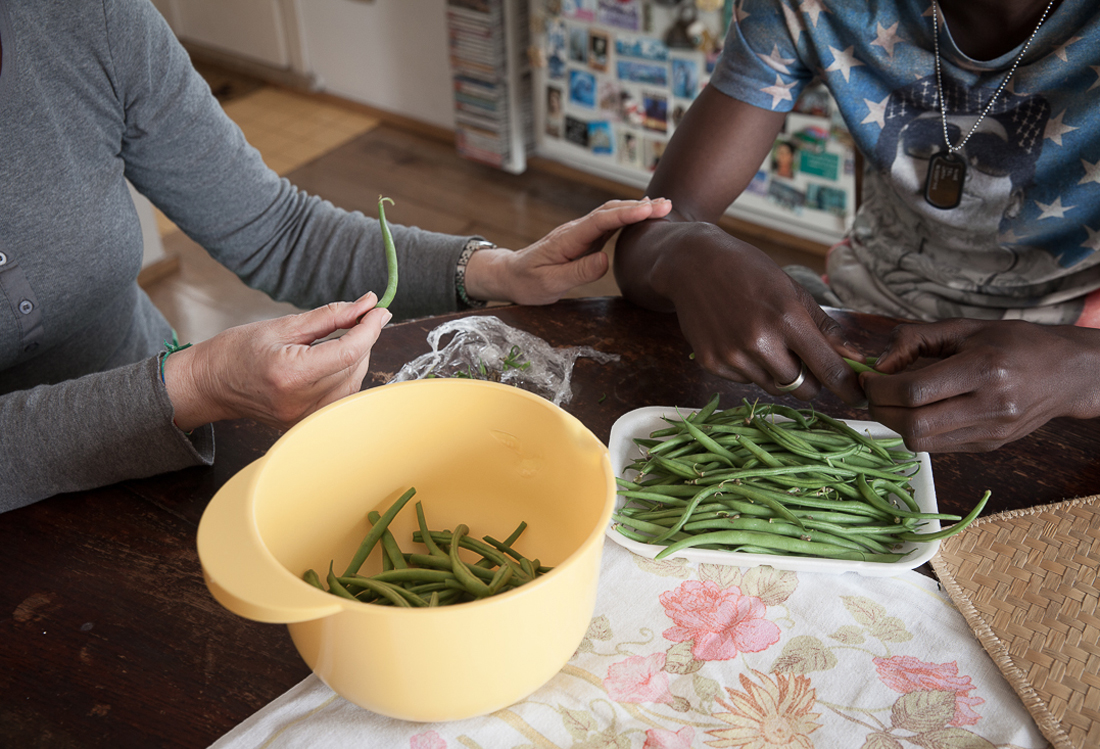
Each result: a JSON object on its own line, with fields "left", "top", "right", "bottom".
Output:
{"left": 388, "top": 315, "right": 619, "bottom": 406}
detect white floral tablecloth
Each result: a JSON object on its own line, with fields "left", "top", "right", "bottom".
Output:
{"left": 210, "top": 543, "right": 1047, "bottom": 749}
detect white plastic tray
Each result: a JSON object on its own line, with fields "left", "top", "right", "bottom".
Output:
{"left": 606, "top": 405, "right": 939, "bottom": 577}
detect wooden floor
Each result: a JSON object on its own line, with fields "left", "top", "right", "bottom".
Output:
{"left": 143, "top": 90, "right": 826, "bottom": 345}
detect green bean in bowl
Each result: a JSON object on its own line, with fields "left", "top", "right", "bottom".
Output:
{"left": 606, "top": 395, "right": 989, "bottom": 576}
{"left": 304, "top": 487, "right": 551, "bottom": 607}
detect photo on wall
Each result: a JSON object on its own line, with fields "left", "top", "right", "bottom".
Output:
{"left": 565, "top": 116, "right": 590, "bottom": 147}
{"left": 568, "top": 25, "right": 588, "bottom": 63}
{"left": 597, "top": 0, "right": 640, "bottom": 30}
{"left": 598, "top": 79, "right": 624, "bottom": 121}
{"left": 562, "top": 0, "right": 596, "bottom": 22}
{"left": 589, "top": 30, "right": 609, "bottom": 72}
{"left": 546, "top": 19, "right": 567, "bottom": 79}
{"left": 615, "top": 35, "right": 669, "bottom": 62}
{"left": 569, "top": 69, "right": 597, "bottom": 108}
{"left": 546, "top": 85, "right": 564, "bottom": 137}
{"left": 771, "top": 139, "right": 799, "bottom": 180}
{"left": 617, "top": 129, "right": 643, "bottom": 168}
{"left": 671, "top": 57, "right": 699, "bottom": 99}
{"left": 619, "top": 88, "right": 644, "bottom": 127}
{"left": 644, "top": 138, "right": 666, "bottom": 171}
{"left": 642, "top": 91, "right": 668, "bottom": 133}
{"left": 617, "top": 59, "right": 668, "bottom": 86}
{"left": 589, "top": 121, "right": 614, "bottom": 154}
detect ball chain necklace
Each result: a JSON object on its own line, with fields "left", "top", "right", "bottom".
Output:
{"left": 924, "top": 0, "right": 1056, "bottom": 209}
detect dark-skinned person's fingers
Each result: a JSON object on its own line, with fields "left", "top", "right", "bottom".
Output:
{"left": 758, "top": 356, "right": 823, "bottom": 401}
{"left": 862, "top": 318, "right": 1100, "bottom": 453}
{"left": 866, "top": 394, "right": 1053, "bottom": 453}
{"left": 859, "top": 355, "right": 978, "bottom": 410}
{"left": 786, "top": 286, "right": 865, "bottom": 405}
{"left": 870, "top": 318, "right": 977, "bottom": 374}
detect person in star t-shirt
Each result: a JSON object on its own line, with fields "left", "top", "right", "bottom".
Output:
{"left": 614, "top": 0, "right": 1100, "bottom": 453}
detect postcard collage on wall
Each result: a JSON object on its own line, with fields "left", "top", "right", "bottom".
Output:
{"left": 535, "top": 0, "right": 857, "bottom": 230}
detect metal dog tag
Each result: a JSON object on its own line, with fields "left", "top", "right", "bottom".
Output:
{"left": 924, "top": 151, "right": 966, "bottom": 209}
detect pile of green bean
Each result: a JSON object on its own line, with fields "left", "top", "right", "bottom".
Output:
{"left": 303, "top": 487, "right": 550, "bottom": 607}
{"left": 613, "top": 395, "right": 989, "bottom": 563}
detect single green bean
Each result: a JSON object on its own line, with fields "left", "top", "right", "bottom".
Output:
{"left": 345, "top": 576, "right": 415, "bottom": 607}
{"left": 302, "top": 568, "right": 325, "bottom": 590}
{"left": 654, "top": 529, "right": 907, "bottom": 562}
{"left": 404, "top": 552, "right": 496, "bottom": 582}
{"left": 676, "top": 407, "right": 739, "bottom": 467}
{"left": 448, "top": 525, "right": 492, "bottom": 597}
{"left": 414, "top": 502, "right": 446, "bottom": 558}
{"left": 376, "top": 196, "right": 398, "bottom": 308}
{"left": 814, "top": 413, "right": 894, "bottom": 461}
{"left": 487, "top": 563, "right": 514, "bottom": 595}
{"left": 844, "top": 356, "right": 880, "bottom": 375}
{"left": 326, "top": 562, "right": 359, "bottom": 601}
{"left": 368, "top": 510, "right": 409, "bottom": 570}
{"left": 895, "top": 491, "right": 990, "bottom": 541}
{"left": 653, "top": 485, "right": 723, "bottom": 543}
{"left": 344, "top": 487, "right": 417, "bottom": 576}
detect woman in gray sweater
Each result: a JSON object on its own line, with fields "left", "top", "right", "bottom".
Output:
{"left": 0, "top": 0, "right": 670, "bottom": 510}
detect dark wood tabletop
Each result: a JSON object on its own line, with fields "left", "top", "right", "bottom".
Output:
{"left": 4, "top": 297, "right": 1099, "bottom": 748}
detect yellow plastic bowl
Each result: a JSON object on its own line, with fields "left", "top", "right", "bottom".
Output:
{"left": 196, "top": 379, "right": 615, "bottom": 722}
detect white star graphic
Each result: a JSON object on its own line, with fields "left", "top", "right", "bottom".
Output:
{"left": 1090, "top": 65, "right": 1100, "bottom": 92}
{"left": 1054, "top": 35, "right": 1083, "bottom": 62}
{"left": 861, "top": 94, "right": 890, "bottom": 128}
{"left": 1079, "top": 158, "right": 1100, "bottom": 186}
{"left": 1082, "top": 225, "right": 1100, "bottom": 254}
{"left": 824, "top": 46, "right": 864, "bottom": 83}
{"left": 761, "top": 74, "right": 797, "bottom": 109}
{"left": 799, "top": 0, "right": 829, "bottom": 27}
{"left": 735, "top": 0, "right": 750, "bottom": 23}
{"left": 1044, "top": 110, "right": 1079, "bottom": 146}
{"left": 781, "top": 3, "right": 804, "bottom": 43}
{"left": 1035, "top": 197, "right": 1074, "bottom": 220}
{"left": 999, "top": 228, "right": 1026, "bottom": 245}
{"left": 758, "top": 44, "right": 796, "bottom": 75}
{"left": 871, "top": 22, "right": 905, "bottom": 58}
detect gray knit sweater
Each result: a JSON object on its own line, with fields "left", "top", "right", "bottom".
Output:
{"left": 0, "top": 0, "right": 470, "bottom": 510}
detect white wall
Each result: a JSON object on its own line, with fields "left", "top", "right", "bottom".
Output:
{"left": 300, "top": 0, "right": 455, "bottom": 129}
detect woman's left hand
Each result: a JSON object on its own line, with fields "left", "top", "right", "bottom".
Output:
{"left": 861, "top": 318, "right": 1100, "bottom": 452}
{"left": 462, "top": 198, "right": 672, "bottom": 305}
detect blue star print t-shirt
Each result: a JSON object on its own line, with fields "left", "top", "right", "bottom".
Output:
{"left": 710, "top": 0, "right": 1100, "bottom": 325}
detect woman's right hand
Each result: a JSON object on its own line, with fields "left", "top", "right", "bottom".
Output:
{"left": 163, "top": 292, "right": 391, "bottom": 431}
{"left": 645, "top": 221, "right": 866, "bottom": 406}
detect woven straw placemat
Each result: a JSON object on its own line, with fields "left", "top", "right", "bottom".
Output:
{"left": 931, "top": 494, "right": 1100, "bottom": 749}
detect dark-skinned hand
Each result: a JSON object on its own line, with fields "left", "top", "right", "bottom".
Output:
{"left": 656, "top": 221, "right": 866, "bottom": 406}
{"left": 860, "top": 318, "right": 1100, "bottom": 453}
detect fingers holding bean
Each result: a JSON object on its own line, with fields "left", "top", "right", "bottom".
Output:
{"left": 862, "top": 318, "right": 1100, "bottom": 452}
{"left": 164, "top": 292, "right": 392, "bottom": 431}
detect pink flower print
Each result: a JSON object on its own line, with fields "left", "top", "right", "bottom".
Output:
{"left": 643, "top": 725, "right": 695, "bottom": 749}
{"left": 410, "top": 730, "right": 446, "bottom": 749}
{"left": 604, "top": 652, "right": 674, "bottom": 704}
{"left": 660, "top": 580, "right": 781, "bottom": 661}
{"left": 874, "top": 655, "right": 985, "bottom": 726}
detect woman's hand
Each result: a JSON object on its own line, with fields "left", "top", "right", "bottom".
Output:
{"left": 163, "top": 292, "right": 391, "bottom": 431}
{"left": 461, "top": 198, "right": 673, "bottom": 305}
{"left": 862, "top": 319, "right": 1100, "bottom": 452}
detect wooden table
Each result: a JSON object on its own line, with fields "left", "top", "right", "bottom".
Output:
{"left": 4, "top": 297, "right": 1099, "bottom": 748}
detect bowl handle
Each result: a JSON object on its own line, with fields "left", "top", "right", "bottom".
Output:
{"left": 197, "top": 460, "right": 343, "bottom": 624}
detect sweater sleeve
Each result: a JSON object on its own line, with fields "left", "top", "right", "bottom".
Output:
{"left": 0, "top": 356, "right": 213, "bottom": 513}
{"left": 104, "top": 0, "right": 469, "bottom": 322}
